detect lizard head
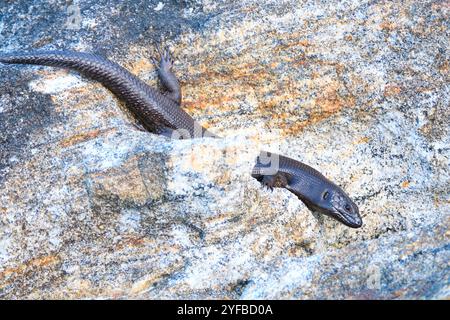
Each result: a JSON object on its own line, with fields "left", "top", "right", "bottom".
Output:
{"left": 293, "top": 185, "right": 362, "bottom": 228}
{"left": 251, "top": 151, "right": 362, "bottom": 228}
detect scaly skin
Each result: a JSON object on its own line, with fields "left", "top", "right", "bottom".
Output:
{"left": 252, "top": 152, "right": 362, "bottom": 228}
{"left": 0, "top": 50, "right": 216, "bottom": 138}
{"left": 0, "top": 49, "right": 362, "bottom": 228}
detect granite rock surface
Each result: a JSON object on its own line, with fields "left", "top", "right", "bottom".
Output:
{"left": 0, "top": 0, "right": 448, "bottom": 299}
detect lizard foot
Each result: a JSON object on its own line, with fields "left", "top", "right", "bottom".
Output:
{"left": 256, "top": 173, "right": 289, "bottom": 192}
{"left": 151, "top": 45, "right": 174, "bottom": 71}
{"left": 261, "top": 175, "right": 275, "bottom": 192}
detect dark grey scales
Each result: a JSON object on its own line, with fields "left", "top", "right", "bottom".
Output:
{"left": 252, "top": 152, "right": 361, "bottom": 228}
{"left": 0, "top": 50, "right": 216, "bottom": 138}
{"left": 0, "top": 49, "right": 362, "bottom": 228}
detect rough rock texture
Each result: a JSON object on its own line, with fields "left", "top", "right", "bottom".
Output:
{"left": 0, "top": 0, "right": 449, "bottom": 299}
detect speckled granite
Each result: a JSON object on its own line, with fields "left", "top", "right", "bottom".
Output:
{"left": 0, "top": 0, "right": 448, "bottom": 299}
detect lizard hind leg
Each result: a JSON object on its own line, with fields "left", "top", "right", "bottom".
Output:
{"left": 151, "top": 45, "right": 182, "bottom": 105}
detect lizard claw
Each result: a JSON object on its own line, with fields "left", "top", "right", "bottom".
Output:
{"left": 261, "top": 182, "right": 274, "bottom": 192}
{"left": 150, "top": 56, "right": 159, "bottom": 67}
{"left": 162, "top": 47, "right": 174, "bottom": 66}
{"left": 152, "top": 44, "right": 174, "bottom": 70}
{"left": 155, "top": 43, "right": 163, "bottom": 58}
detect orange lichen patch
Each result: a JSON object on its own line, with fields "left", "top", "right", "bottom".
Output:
{"left": 291, "top": 57, "right": 309, "bottom": 68}
{"left": 284, "top": 90, "right": 355, "bottom": 136}
{"left": 214, "top": 170, "right": 232, "bottom": 185}
{"left": 392, "top": 290, "right": 404, "bottom": 298}
{"left": 438, "top": 60, "right": 449, "bottom": 75}
{"left": 261, "top": 27, "right": 310, "bottom": 49}
{"left": 297, "top": 39, "right": 311, "bottom": 47}
{"left": 59, "top": 128, "right": 115, "bottom": 148}
{"left": 191, "top": 62, "right": 269, "bottom": 86}
{"left": 317, "top": 89, "right": 350, "bottom": 113}
{"left": 183, "top": 95, "right": 239, "bottom": 113}
{"left": 310, "top": 71, "right": 322, "bottom": 80}
{"left": 178, "top": 30, "right": 314, "bottom": 122}
{"left": 248, "top": 58, "right": 355, "bottom": 136}
{"left": 116, "top": 237, "right": 181, "bottom": 257}
{"left": 182, "top": 61, "right": 274, "bottom": 121}
{"left": 354, "top": 136, "right": 371, "bottom": 144}
{"left": 401, "top": 180, "right": 410, "bottom": 188}
{"left": 127, "top": 58, "right": 154, "bottom": 75}
{"left": 179, "top": 30, "right": 356, "bottom": 134}
{"left": 0, "top": 255, "right": 59, "bottom": 280}
{"left": 114, "top": 236, "right": 147, "bottom": 251}
{"left": 384, "top": 85, "right": 402, "bottom": 97}
{"left": 379, "top": 21, "right": 397, "bottom": 32}
{"left": 344, "top": 34, "right": 353, "bottom": 41}
{"left": 255, "top": 100, "right": 286, "bottom": 121}
{"left": 275, "top": 39, "right": 311, "bottom": 52}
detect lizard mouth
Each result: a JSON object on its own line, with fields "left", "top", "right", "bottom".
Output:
{"left": 295, "top": 195, "right": 362, "bottom": 228}
{"left": 331, "top": 203, "right": 362, "bottom": 228}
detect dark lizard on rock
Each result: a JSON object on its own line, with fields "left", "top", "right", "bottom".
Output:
{"left": 0, "top": 48, "right": 362, "bottom": 228}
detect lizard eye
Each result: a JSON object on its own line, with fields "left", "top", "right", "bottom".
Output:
{"left": 322, "top": 191, "right": 330, "bottom": 200}
{"left": 344, "top": 203, "right": 352, "bottom": 212}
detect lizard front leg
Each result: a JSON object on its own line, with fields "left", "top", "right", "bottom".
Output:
{"left": 152, "top": 46, "right": 182, "bottom": 105}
